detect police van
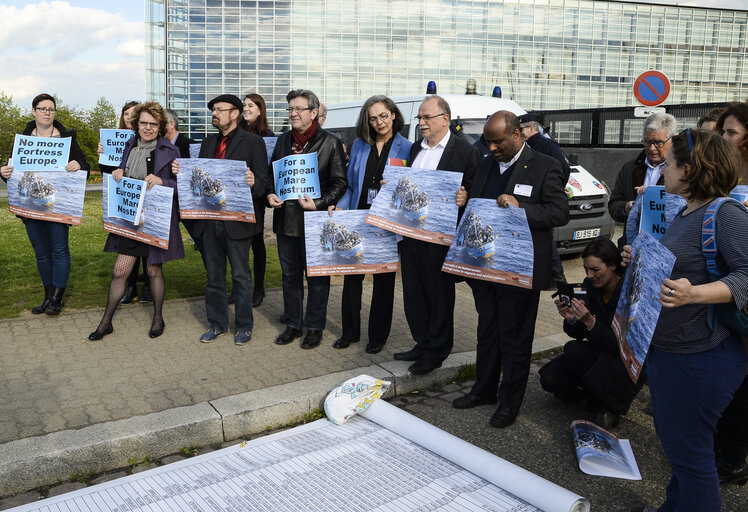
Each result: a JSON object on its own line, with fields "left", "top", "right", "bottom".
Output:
{"left": 324, "top": 92, "right": 615, "bottom": 255}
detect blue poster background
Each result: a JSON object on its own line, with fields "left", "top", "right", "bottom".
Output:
{"left": 12, "top": 135, "right": 71, "bottom": 171}
{"left": 264, "top": 137, "right": 277, "bottom": 165}
{"left": 625, "top": 186, "right": 686, "bottom": 242}
{"left": 442, "top": 199, "right": 534, "bottom": 288}
{"left": 99, "top": 129, "right": 134, "bottom": 166}
{"left": 7, "top": 170, "right": 86, "bottom": 224}
{"left": 103, "top": 178, "right": 173, "bottom": 249}
{"left": 176, "top": 158, "right": 255, "bottom": 222}
{"left": 730, "top": 184, "right": 748, "bottom": 203}
{"left": 272, "top": 152, "right": 320, "bottom": 201}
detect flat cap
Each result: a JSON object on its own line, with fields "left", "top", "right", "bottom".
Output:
{"left": 519, "top": 112, "right": 542, "bottom": 124}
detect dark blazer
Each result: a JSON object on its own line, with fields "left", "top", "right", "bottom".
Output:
{"left": 468, "top": 146, "right": 570, "bottom": 290}
{"left": 408, "top": 132, "right": 480, "bottom": 190}
{"left": 195, "top": 127, "right": 269, "bottom": 239}
{"left": 173, "top": 132, "right": 197, "bottom": 159}
{"left": 103, "top": 136, "right": 185, "bottom": 264}
{"left": 526, "top": 132, "right": 571, "bottom": 182}
{"left": 270, "top": 127, "right": 348, "bottom": 237}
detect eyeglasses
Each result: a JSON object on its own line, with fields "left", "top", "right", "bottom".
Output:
{"left": 681, "top": 128, "right": 694, "bottom": 153}
{"left": 369, "top": 112, "right": 392, "bottom": 124}
{"left": 415, "top": 113, "right": 446, "bottom": 122}
{"left": 642, "top": 137, "right": 671, "bottom": 148}
{"left": 34, "top": 107, "right": 56, "bottom": 114}
{"left": 212, "top": 107, "right": 237, "bottom": 114}
{"left": 287, "top": 107, "right": 313, "bottom": 114}
{"left": 139, "top": 121, "right": 160, "bottom": 129}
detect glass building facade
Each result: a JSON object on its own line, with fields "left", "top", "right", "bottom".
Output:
{"left": 146, "top": 0, "right": 748, "bottom": 137}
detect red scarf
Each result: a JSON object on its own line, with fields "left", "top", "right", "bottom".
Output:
{"left": 291, "top": 118, "right": 318, "bottom": 154}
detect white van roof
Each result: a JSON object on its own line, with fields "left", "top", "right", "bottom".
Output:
{"left": 326, "top": 94, "right": 526, "bottom": 122}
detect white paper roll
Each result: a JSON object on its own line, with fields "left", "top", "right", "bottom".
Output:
{"left": 361, "top": 399, "right": 590, "bottom": 512}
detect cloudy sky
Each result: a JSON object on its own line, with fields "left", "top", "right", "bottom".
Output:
{"left": 0, "top": 1, "right": 145, "bottom": 111}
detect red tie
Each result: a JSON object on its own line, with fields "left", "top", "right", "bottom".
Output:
{"left": 215, "top": 135, "right": 228, "bottom": 159}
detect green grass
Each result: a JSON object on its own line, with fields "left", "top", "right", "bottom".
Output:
{"left": 0, "top": 193, "right": 282, "bottom": 319}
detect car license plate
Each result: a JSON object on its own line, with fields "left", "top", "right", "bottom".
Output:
{"left": 572, "top": 228, "right": 601, "bottom": 240}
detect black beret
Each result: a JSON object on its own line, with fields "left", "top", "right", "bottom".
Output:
{"left": 207, "top": 94, "right": 243, "bottom": 111}
{"left": 519, "top": 112, "right": 541, "bottom": 124}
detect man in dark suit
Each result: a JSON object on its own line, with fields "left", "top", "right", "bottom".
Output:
{"left": 182, "top": 94, "right": 268, "bottom": 346}
{"left": 452, "top": 111, "right": 569, "bottom": 427}
{"left": 393, "top": 95, "right": 480, "bottom": 375}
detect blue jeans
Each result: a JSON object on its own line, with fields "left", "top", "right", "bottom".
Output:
{"left": 276, "top": 233, "right": 330, "bottom": 331}
{"left": 24, "top": 218, "right": 70, "bottom": 288}
{"left": 201, "top": 221, "right": 253, "bottom": 332}
{"left": 648, "top": 337, "right": 747, "bottom": 512}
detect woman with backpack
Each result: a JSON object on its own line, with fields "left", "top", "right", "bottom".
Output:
{"left": 628, "top": 128, "right": 748, "bottom": 512}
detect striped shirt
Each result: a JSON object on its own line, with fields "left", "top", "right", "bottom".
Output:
{"left": 652, "top": 200, "right": 748, "bottom": 353}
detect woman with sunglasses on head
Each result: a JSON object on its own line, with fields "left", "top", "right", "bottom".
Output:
{"left": 88, "top": 102, "right": 184, "bottom": 341}
{"left": 242, "top": 93, "right": 274, "bottom": 307}
{"left": 711, "top": 102, "right": 748, "bottom": 487}
{"left": 329, "top": 95, "right": 411, "bottom": 354}
{"left": 0, "top": 93, "right": 90, "bottom": 315}
{"left": 627, "top": 129, "right": 748, "bottom": 512}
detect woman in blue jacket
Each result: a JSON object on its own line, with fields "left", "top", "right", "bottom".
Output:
{"left": 332, "top": 95, "right": 411, "bottom": 353}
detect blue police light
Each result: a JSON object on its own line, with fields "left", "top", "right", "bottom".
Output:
{"left": 426, "top": 81, "right": 437, "bottom": 94}
{"left": 492, "top": 86, "right": 502, "bottom": 98}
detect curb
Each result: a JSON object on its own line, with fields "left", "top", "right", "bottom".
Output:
{"left": 0, "top": 335, "right": 564, "bottom": 497}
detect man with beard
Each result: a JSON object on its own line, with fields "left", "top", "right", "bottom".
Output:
{"left": 179, "top": 94, "right": 268, "bottom": 346}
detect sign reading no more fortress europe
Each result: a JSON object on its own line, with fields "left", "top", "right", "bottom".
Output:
{"left": 12, "top": 134, "right": 71, "bottom": 171}
{"left": 272, "top": 152, "right": 321, "bottom": 202}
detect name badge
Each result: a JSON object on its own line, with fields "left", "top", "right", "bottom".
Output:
{"left": 514, "top": 184, "right": 533, "bottom": 197}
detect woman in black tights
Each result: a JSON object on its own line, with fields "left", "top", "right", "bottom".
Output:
{"left": 89, "top": 102, "right": 184, "bottom": 340}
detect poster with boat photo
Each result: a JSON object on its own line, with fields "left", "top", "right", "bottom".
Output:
{"left": 571, "top": 420, "right": 641, "bottom": 480}
{"left": 625, "top": 186, "right": 685, "bottom": 242}
{"left": 304, "top": 210, "right": 399, "bottom": 277}
{"left": 611, "top": 232, "right": 675, "bottom": 382}
{"left": 102, "top": 178, "right": 173, "bottom": 249}
{"left": 365, "top": 165, "right": 463, "bottom": 245}
{"left": 441, "top": 199, "right": 534, "bottom": 288}
{"left": 176, "top": 158, "right": 255, "bottom": 223}
{"left": 7, "top": 170, "right": 87, "bottom": 225}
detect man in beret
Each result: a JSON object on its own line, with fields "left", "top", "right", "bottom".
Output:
{"left": 179, "top": 94, "right": 269, "bottom": 346}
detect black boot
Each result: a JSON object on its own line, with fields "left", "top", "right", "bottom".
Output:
{"left": 32, "top": 285, "right": 54, "bottom": 314}
{"left": 45, "top": 287, "right": 66, "bottom": 315}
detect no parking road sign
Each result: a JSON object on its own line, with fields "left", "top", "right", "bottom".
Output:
{"left": 634, "top": 71, "right": 670, "bottom": 106}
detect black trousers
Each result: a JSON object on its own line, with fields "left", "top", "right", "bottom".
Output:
{"left": 341, "top": 272, "right": 396, "bottom": 345}
{"left": 400, "top": 237, "right": 455, "bottom": 363}
{"left": 469, "top": 280, "right": 540, "bottom": 410}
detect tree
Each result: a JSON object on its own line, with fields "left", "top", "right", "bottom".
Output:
{"left": 86, "top": 97, "right": 118, "bottom": 132}
{"left": 53, "top": 96, "right": 99, "bottom": 174}
{"left": 0, "top": 92, "right": 28, "bottom": 165}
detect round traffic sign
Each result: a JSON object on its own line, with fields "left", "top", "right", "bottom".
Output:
{"left": 633, "top": 71, "right": 670, "bottom": 107}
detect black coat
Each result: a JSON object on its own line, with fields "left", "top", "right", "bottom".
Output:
{"left": 408, "top": 132, "right": 480, "bottom": 190}
{"left": 270, "top": 127, "right": 348, "bottom": 237}
{"left": 194, "top": 127, "right": 269, "bottom": 239}
{"left": 526, "top": 132, "right": 571, "bottom": 182}
{"left": 468, "top": 146, "right": 570, "bottom": 291}
{"left": 173, "top": 132, "right": 196, "bottom": 159}
{"left": 561, "top": 278, "right": 643, "bottom": 414}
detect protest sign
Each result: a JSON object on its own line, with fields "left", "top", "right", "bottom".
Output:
{"left": 263, "top": 137, "right": 277, "bottom": 165}
{"left": 103, "top": 177, "right": 173, "bottom": 249}
{"left": 176, "top": 158, "right": 255, "bottom": 222}
{"left": 611, "top": 232, "right": 675, "bottom": 382}
{"left": 12, "top": 134, "right": 71, "bottom": 171}
{"left": 442, "top": 199, "right": 534, "bottom": 288}
{"left": 272, "top": 152, "right": 321, "bottom": 201}
{"left": 98, "top": 129, "right": 134, "bottom": 166}
{"left": 625, "top": 186, "right": 685, "bottom": 242}
{"left": 106, "top": 175, "right": 146, "bottom": 224}
{"left": 7, "top": 170, "right": 86, "bottom": 225}
{"left": 304, "top": 210, "right": 399, "bottom": 276}
{"left": 365, "top": 165, "right": 462, "bottom": 245}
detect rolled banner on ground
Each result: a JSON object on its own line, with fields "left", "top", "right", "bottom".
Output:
{"left": 324, "top": 374, "right": 391, "bottom": 425}
{"left": 361, "top": 399, "right": 590, "bottom": 512}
